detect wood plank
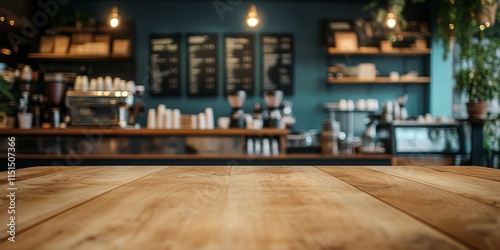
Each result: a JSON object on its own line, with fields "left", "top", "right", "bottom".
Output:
{"left": 3, "top": 166, "right": 467, "bottom": 249}
{"left": 0, "top": 166, "right": 75, "bottom": 185}
{"left": 319, "top": 166, "right": 500, "bottom": 250}
{"left": 15, "top": 153, "right": 392, "bottom": 160}
{"left": 0, "top": 166, "right": 167, "bottom": 239}
{"left": 425, "top": 166, "right": 500, "bottom": 182}
{"left": 367, "top": 166, "right": 500, "bottom": 208}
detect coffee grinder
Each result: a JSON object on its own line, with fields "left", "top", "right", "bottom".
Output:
{"left": 227, "top": 90, "right": 246, "bottom": 128}
{"left": 264, "top": 90, "right": 283, "bottom": 128}
{"left": 44, "top": 73, "right": 68, "bottom": 128}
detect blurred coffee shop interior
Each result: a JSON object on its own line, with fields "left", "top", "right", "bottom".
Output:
{"left": 0, "top": 0, "right": 499, "bottom": 168}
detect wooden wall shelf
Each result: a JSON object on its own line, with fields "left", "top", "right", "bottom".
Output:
{"left": 327, "top": 77, "right": 430, "bottom": 84}
{"left": 327, "top": 48, "right": 431, "bottom": 56}
{"left": 28, "top": 53, "right": 131, "bottom": 60}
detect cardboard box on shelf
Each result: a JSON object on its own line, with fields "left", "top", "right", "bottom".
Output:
{"left": 71, "top": 33, "right": 93, "bottom": 45}
{"left": 112, "top": 39, "right": 131, "bottom": 56}
{"left": 53, "top": 36, "right": 70, "bottom": 54}
{"left": 39, "top": 36, "right": 54, "bottom": 53}
{"left": 334, "top": 32, "right": 358, "bottom": 52}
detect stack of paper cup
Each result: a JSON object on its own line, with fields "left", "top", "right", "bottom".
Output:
{"left": 204, "top": 107, "right": 214, "bottom": 130}
{"left": 172, "top": 109, "right": 181, "bottom": 129}
{"left": 157, "top": 105, "right": 166, "bottom": 129}
{"left": 164, "top": 109, "right": 172, "bottom": 129}
{"left": 147, "top": 109, "right": 156, "bottom": 129}
{"left": 198, "top": 113, "right": 206, "bottom": 129}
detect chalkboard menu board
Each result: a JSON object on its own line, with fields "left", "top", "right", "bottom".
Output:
{"left": 321, "top": 19, "right": 384, "bottom": 47}
{"left": 150, "top": 34, "right": 181, "bottom": 96}
{"left": 187, "top": 34, "right": 218, "bottom": 96}
{"left": 262, "top": 34, "right": 294, "bottom": 96}
{"left": 224, "top": 34, "right": 254, "bottom": 95}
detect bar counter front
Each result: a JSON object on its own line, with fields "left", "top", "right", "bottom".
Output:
{"left": 1, "top": 165, "right": 499, "bottom": 249}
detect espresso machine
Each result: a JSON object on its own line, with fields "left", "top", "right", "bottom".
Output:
{"left": 227, "top": 90, "right": 246, "bottom": 128}
{"left": 264, "top": 90, "right": 283, "bottom": 128}
{"left": 65, "top": 90, "right": 134, "bottom": 128}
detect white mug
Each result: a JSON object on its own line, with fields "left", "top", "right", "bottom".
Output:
{"left": 339, "top": 99, "right": 347, "bottom": 110}
{"left": 217, "top": 117, "right": 230, "bottom": 129}
{"left": 18, "top": 113, "right": 33, "bottom": 129}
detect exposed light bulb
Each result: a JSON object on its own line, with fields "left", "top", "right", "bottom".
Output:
{"left": 386, "top": 13, "right": 396, "bottom": 29}
{"left": 108, "top": 6, "right": 120, "bottom": 28}
{"left": 246, "top": 4, "right": 259, "bottom": 28}
{"left": 9, "top": 20, "right": 14, "bottom": 26}
{"left": 0, "top": 16, "right": 5, "bottom": 22}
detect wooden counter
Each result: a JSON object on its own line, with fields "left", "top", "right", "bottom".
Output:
{"left": 1, "top": 166, "right": 499, "bottom": 249}
{"left": 0, "top": 128, "right": 289, "bottom": 136}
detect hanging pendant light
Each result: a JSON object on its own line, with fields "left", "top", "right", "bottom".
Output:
{"left": 246, "top": 4, "right": 260, "bottom": 28}
{"left": 108, "top": 6, "right": 120, "bottom": 28}
{"left": 385, "top": 12, "right": 397, "bottom": 29}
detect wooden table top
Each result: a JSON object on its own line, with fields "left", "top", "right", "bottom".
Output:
{"left": 1, "top": 166, "right": 499, "bottom": 249}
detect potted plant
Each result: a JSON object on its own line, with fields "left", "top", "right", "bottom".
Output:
{"left": 484, "top": 112, "right": 500, "bottom": 168}
{"left": 0, "top": 74, "right": 17, "bottom": 127}
{"left": 433, "top": 0, "right": 500, "bottom": 120}
{"left": 454, "top": 40, "right": 500, "bottom": 119}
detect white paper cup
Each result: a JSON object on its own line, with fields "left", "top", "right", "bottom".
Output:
{"left": 164, "top": 109, "right": 172, "bottom": 129}
{"left": 172, "top": 109, "right": 181, "bottom": 129}
{"left": 18, "top": 113, "right": 33, "bottom": 129}
{"left": 147, "top": 109, "right": 156, "bottom": 129}
{"left": 157, "top": 105, "right": 166, "bottom": 129}
{"left": 204, "top": 107, "right": 214, "bottom": 130}
{"left": 198, "top": 113, "right": 207, "bottom": 130}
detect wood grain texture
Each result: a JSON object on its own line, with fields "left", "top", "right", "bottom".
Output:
{"left": 319, "top": 166, "right": 500, "bottom": 250}
{"left": 367, "top": 166, "right": 500, "bottom": 208}
{"left": 0, "top": 166, "right": 166, "bottom": 239}
{"left": 1, "top": 166, "right": 466, "bottom": 250}
{"left": 425, "top": 166, "right": 500, "bottom": 182}
{"left": 0, "top": 166, "right": 74, "bottom": 185}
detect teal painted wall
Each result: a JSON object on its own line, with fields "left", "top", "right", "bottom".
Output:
{"left": 63, "top": 0, "right": 448, "bottom": 131}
